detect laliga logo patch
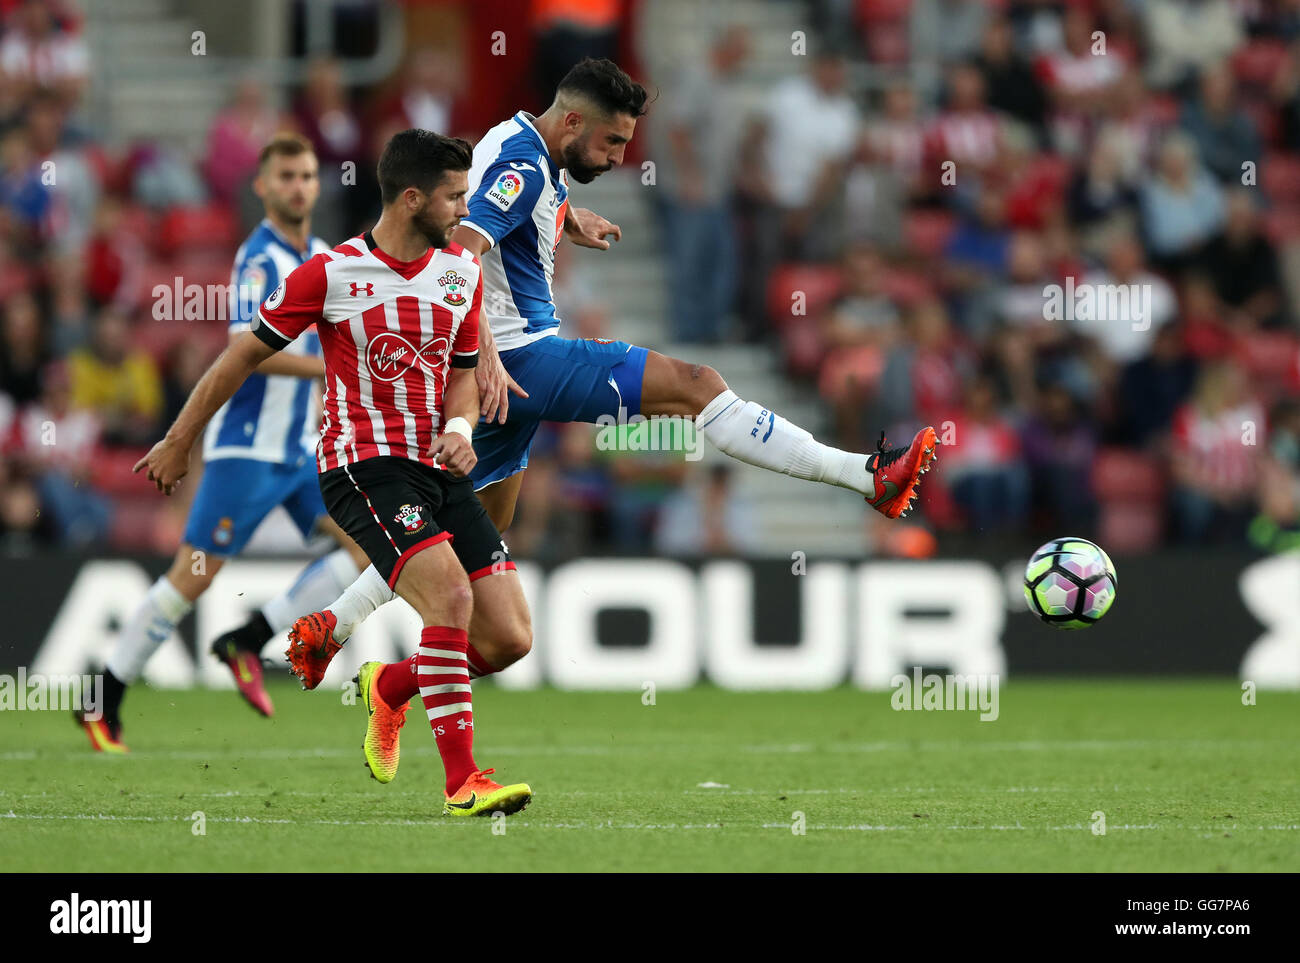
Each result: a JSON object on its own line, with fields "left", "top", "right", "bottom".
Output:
{"left": 240, "top": 264, "right": 267, "bottom": 305}
{"left": 486, "top": 171, "right": 523, "bottom": 211}
{"left": 438, "top": 270, "right": 469, "bottom": 307}
{"left": 394, "top": 503, "right": 427, "bottom": 534}
{"left": 366, "top": 331, "right": 449, "bottom": 382}
{"left": 264, "top": 280, "right": 286, "bottom": 310}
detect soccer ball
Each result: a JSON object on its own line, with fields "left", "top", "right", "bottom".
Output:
{"left": 1023, "top": 537, "right": 1117, "bottom": 629}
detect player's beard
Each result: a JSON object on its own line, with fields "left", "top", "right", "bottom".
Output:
{"left": 561, "top": 135, "right": 613, "bottom": 184}
{"left": 268, "top": 196, "right": 309, "bottom": 226}
{"left": 413, "top": 204, "right": 454, "bottom": 249}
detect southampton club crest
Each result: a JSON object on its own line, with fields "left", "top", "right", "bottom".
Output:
{"left": 394, "top": 503, "right": 427, "bottom": 534}
{"left": 438, "top": 270, "right": 469, "bottom": 307}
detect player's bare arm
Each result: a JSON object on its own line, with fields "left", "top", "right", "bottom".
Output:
{"left": 133, "top": 332, "right": 277, "bottom": 494}
{"left": 227, "top": 330, "right": 325, "bottom": 379}
{"left": 431, "top": 365, "right": 480, "bottom": 478}
{"left": 451, "top": 224, "right": 528, "bottom": 423}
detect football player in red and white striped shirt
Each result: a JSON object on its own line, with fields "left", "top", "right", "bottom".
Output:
{"left": 135, "top": 130, "right": 532, "bottom": 817}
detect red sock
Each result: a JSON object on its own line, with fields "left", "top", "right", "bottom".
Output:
{"left": 379, "top": 642, "right": 494, "bottom": 706}
{"left": 377, "top": 655, "right": 417, "bottom": 709}
{"left": 466, "top": 645, "right": 497, "bottom": 679}
{"left": 417, "top": 626, "right": 477, "bottom": 794}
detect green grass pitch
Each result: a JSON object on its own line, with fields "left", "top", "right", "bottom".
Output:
{"left": 2, "top": 679, "right": 1297, "bottom": 872}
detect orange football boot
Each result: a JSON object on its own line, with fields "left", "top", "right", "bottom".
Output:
{"left": 285, "top": 610, "right": 342, "bottom": 690}
{"left": 865, "top": 426, "right": 939, "bottom": 519}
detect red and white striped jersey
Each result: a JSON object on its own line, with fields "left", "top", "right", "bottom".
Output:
{"left": 253, "top": 231, "right": 481, "bottom": 472}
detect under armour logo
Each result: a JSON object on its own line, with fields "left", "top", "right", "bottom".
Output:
{"left": 457, "top": 718, "right": 474, "bottom": 730}
{"left": 350, "top": 282, "right": 374, "bottom": 297}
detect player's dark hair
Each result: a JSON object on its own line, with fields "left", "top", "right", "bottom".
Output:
{"left": 258, "top": 132, "right": 315, "bottom": 168}
{"left": 556, "top": 58, "right": 649, "bottom": 119}
{"left": 376, "top": 129, "right": 474, "bottom": 205}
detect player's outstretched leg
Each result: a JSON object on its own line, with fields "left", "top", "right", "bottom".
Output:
{"left": 640, "top": 352, "right": 940, "bottom": 517}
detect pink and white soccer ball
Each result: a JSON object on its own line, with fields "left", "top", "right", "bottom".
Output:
{"left": 1023, "top": 537, "right": 1118, "bottom": 629}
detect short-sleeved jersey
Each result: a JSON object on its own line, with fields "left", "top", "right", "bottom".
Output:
{"left": 252, "top": 232, "right": 481, "bottom": 472}
{"left": 459, "top": 111, "right": 570, "bottom": 352}
{"left": 204, "top": 219, "right": 331, "bottom": 464}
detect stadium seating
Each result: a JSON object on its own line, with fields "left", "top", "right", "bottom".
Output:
{"left": 157, "top": 204, "right": 238, "bottom": 257}
{"left": 878, "top": 268, "right": 935, "bottom": 307}
{"left": 90, "top": 447, "right": 153, "bottom": 496}
{"left": 1232, "top": 38, "right": 1289, "bottom": 92}
{"left": 1263, "top": 152, "right": 1300, "bottom": 202}
{"left": 767, "top": 263, "right": 842, "bottom": 330}
{"left": 904, "top": 209, "right": 957, "bottom": 259}
{"left": 106, "top": 493, "right": 166, "bottom": 552}
{"left": 1092, "top": 447, "right": 1166, "bottom": 552}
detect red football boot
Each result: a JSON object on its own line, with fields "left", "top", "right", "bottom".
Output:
{"left": 865, "top": 426, "right": 939, "bottom": 519}
{"left": 211, "top": 636, "right": 274, "bottom": 717}
{"left": 285, "top": 610, "right": 342, "bottom": 690}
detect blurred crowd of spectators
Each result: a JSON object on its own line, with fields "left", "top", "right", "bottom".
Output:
{"left": 0, "top": 0, "right": 483, "bottom": 553}
{"left": 5, "top": 0, "right": 1300, "bottom": 559}
{"left": 652, "top": 0, "right": 1300, "bottom": 553}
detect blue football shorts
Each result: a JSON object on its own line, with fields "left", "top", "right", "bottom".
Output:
{"left": 182, "top": 455, "right": 327, "bottom": 557}
{"left": 470, "top": 335, "right": 650, "bottom": 490}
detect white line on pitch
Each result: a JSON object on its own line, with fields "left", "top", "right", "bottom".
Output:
{"left": 3, "top": 812, "right": 1298, "bottom": 833}
{"left": 2, "top": 738, "right": 1291, "bottom": 763}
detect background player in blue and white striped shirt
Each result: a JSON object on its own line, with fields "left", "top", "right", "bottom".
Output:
{"left": 77, "top": 134, "right": 369, "bottom": 753}
{"left": 457, "top": 61, "right": 933, "bottom": 533}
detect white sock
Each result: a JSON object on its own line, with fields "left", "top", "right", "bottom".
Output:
{"left": 696, "top": 390, "right": 875, "bottom": 497}
{"left": 260, "top": 548, "right": 361, "bottom": 633}
{"left": 106, "top": 576, "right": 193, "bottom": 684}
{"left": 326, "top": 564, "right": 396, "bottom": 643}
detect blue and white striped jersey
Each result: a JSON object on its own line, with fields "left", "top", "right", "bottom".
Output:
{"left": 203, "top": 219, "right": 332, "bottom": 464}
{"left": 460, "top": 111, "right": 570, "bottom": 352}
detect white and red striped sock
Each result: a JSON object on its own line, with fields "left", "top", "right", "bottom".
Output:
{"left": 416, "top": 625, "right": 477, "bottom": 793}
{"left": 379, "top": 641, "right": 496, "bottom": 707}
